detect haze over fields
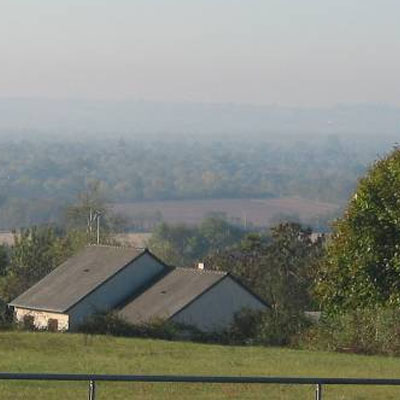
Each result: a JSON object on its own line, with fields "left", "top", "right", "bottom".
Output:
{"left": 0, "top": 126, "right": 394, "bottom": 231}
{"left": 0, "top": 1, "right": 398, "bottom": 230}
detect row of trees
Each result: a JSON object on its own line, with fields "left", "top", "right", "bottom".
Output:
{"left": 0, "top": 136, "right": 370, "bottom": 228}
{"left": 147, "top": 214, "right": 245, "bottom": 267}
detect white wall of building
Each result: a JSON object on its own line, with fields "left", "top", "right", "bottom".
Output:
{"left": 172, "top": 276, "right": 267, "bottom": 332}
{"left": 68, "top": 252, "right": 166, "bottom": 330}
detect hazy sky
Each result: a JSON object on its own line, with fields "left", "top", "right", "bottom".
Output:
{"left": 1, "top": 0, "right": 399, "bottom": 106}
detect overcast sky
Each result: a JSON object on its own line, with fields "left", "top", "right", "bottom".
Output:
{"left": 1, "top": 0, "right": 399, "bottom": 107}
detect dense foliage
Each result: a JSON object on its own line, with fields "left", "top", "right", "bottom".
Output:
{"left": 316, "top": 148, "right": 400, "bottom": 312}
{"left": 303, "top": 308, "right": 400, "bottom": 356}
{"left": 0, "top": 136, "right": 369, "bottom": 229}
{"left": 228, "top": 308, "right": 310, "bottom": 346}
{"left": 148, "top": 215, "right": 245, "bottom": 267}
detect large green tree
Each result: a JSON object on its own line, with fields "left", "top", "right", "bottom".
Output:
{"left": 316, "top": 147, "right": 400, "bottom": 312}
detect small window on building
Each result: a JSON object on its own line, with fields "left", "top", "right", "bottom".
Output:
{"left": 23, "top": 315, "right": 34, "bottom": 330}
{"left": 47, "top": 318, "right": 58, "bottom": 332}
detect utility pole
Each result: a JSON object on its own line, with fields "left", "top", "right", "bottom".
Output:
{"left": 96, "top": 213, "right": 101, "bottom": 245}
{"left": 87, "top": 208, "right": 102, "bottom": 245}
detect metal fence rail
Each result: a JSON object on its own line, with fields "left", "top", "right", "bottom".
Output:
{"left": 2, "top": 373, "right": 400, "bottom": 399}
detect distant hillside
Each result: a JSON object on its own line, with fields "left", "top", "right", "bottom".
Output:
{"left": 0, "top": 99, "right": 396, "bottom": 229}
{"left": 0, "top": 98, "right": 399, "bottom": 139}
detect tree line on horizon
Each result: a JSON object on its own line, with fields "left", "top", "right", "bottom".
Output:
{"left": 0, "top": 135, "right": 373, "bottom": 229}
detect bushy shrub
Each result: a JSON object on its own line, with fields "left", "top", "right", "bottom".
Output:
{"left": 301, "top": 307, "right": 400, "bottom": 356}
{"left": 0, "top": 299, "right": 7, "bottom": 328}
{"left": 227, "top": 308, "right": 311, "bottom": 346}
{"left": 315, "top": 148, "right": 400, "bottom": 312}
{"left": 79, "top": 309, "right": 313, "bottom": 347}
{"left": 78, "top": 312, "right": 180, "bottom": 340}
{"left": 0, "top": 299, "right": 16, "bottom": 330}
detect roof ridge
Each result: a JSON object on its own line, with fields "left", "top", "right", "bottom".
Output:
{"left": 174, "top": 266, "right": 227, "bottom": 275}
{"left": 86, "top": 244, "right": 146, "bottom": 250}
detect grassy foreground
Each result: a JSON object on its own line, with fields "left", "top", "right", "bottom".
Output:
{"left": 0, "top": 332, "right": 400, "bottom": 399}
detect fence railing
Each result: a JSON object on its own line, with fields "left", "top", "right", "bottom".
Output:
{"left": 2, "top": 373, "right": 400, "bottom": 399}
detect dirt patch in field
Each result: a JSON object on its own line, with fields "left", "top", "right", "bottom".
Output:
{"left": 113, "top": 197, "right": 339, "bottom": 227}
{"left": 113, "top": 233, "right": 151, "bottom": 247}
{"left": 0, "top": 231, "right": 16, "bottom": 246}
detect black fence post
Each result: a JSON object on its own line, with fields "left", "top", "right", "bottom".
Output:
{"left": 315, "top": 383, "right": 322, "bottom": 400}
{"left": 88, "top": 380, "right": 96, "bottom": 400}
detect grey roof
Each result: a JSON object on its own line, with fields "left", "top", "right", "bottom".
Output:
{"left": 10, "top": 245, "right": 146, "bottom": 313}
{"left": 118, "top": 267, "right": 227, "bottom": 324}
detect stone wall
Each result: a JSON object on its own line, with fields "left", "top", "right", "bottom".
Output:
{"left": 14, "top": 307, "right": 69, "bottom": 331}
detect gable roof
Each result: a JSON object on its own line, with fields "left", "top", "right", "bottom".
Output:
{"left": 9, "top": 245, "right": 148, "bottom": 313}
{"left": 118, "top": 267, "right": 228, "bottom": 324}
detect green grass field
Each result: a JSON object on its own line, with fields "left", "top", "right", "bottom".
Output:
{"left": 0, "top": 331, "right": 399, "bottom": 399}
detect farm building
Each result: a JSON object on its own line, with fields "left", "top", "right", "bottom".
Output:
{"left": 9, "top": 245, "right": 268, "bottom": 332}
{"left": 119, "top": 266, "right": 268, "bottom": 331}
